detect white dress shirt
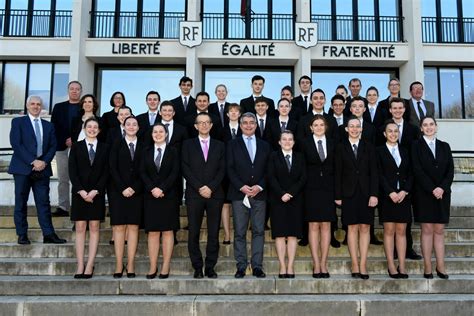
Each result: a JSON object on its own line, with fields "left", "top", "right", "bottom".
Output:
{"left": 161, "top": 119, "right": 174, "bottom": 139}
{"left": 312, "top": 135, "right": 327, "bottom": 158}
{"left": 28, "top": 113, "right": 43, "bottom": 139}
{"left": 153, "top": 143, "right": 166, "bottom": 164}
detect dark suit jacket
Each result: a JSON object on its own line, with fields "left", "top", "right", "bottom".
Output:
{"left": 140, "top": 145, "right": 180, "bottom": 199}
{"left": 267, "top": 151, "right": 307, "bottom": 198}
{"left": 184, "top": 112, "right": 222, "bottom": 140}
{"left": 255, "top": 116, "right": 275, "bottom": 144}
{"left": 226, "top": 136, "right": 271, "bottom": 201}
{"left": 267, "top": 118, "right": 298, "bottom": 150}
{"left": 68, "top": 140, "right": 109, "bottom": 194}
{"left": 335, "top": 139, "right": 378, "bottom": 199}
{"left": 239, "top": 95, "right": 276, "bottom": 116}
{"left": 291, "top": 94, "right": 311, "bottom": 120}
{"left": 108, "top": 138, "right": 144, "bottom": 194}
{"left": 181, "top": 138, "right": 226, "bottom": 199}
{"left": 301, "top": 136, "right": 335, "bottom": 192}
{"left": 136, "top": 111, "right": 160, "bottom": 141}
{"left": 165, "top": 122, "right": 189, "bottom": 154}
{"left": 296, "top": 112, "right": 338, "bottom": 142}
{"left": 9, "top": 116, "right": 57, "bottom": 177}
{"left": 171, "top": 95, "right": 196, "bottom": 125}
{"left": 337, "top": 119, "right": 376, "bottom": 145}
{"left": 209, "top": 102, "right": 231, "bottom": 127}
{"left": 399, "top": 120, "right": 420, "bottom": 152}
{"left": 50, "top": 101, "right": 80, "bottom": 151}
{"left": 106, "top": 126, "right": 125, "bottom": 145}
{"left": 407, "top": 99, "right": 435, "bottom": 127}
{"left": 376, "top": 145, "right": 413, "bottom": 196}
{"left": 221, "top": 123, "right": 242, "bottom": 143}
{"left": 363, "top": 104, "right": 388, "bottom": 130}
{"left": 100, "top": 109, "right": 120, "bottom": 143}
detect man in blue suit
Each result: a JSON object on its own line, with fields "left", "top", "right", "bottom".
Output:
{"left": 9, "top": 96, "right": 67, "bottom": 245}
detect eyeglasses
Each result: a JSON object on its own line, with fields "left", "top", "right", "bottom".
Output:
{"left": 196, "top": 121, "right": 212, "bottom": 125}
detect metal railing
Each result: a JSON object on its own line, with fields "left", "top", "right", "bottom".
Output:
{"left": 0, "top": 9, "right": 71, "bottom": 37}
{"left": 90, "top": 11, "right": 185, "bottom": 38}
{"left": 311, "top": 14, "right": 403, "bottom": 42}
{"left": 202, "top": 13, "right": 294, "bottom": 40}
{"left": 422, "top": 17, "right": 474, "bottom": 43}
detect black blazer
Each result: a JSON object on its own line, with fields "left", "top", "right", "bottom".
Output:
{"left": 184, "top": 112, "right": 222, "bottom": 140}
{"left": 411, "top": 139, "right": 454, "bottom": 194}
{"left": 69, "top": 140, "right": 109, "bottom": 194}
{"left": 221, "top": 123, "right": 242, "bottom": 143}
{"left": 170, "top": 95, "right": 196, "bottom": 125}
{"left": 335, "top": 139, "right": 378, "bottom": 199}
{"left": 209, "top": 102, "right": 231, "bottom": 127}
{"left": 301, "top": 136, "right": 336, "bottom": 192}
{"left": 164, "top": 121, "right": 189, "bottom": 155}
{"left": 100, "top": 109, "right": 120, "bottom": 142}
{"left": 181, "top": 138, "right": 226, "bottom": 199}
{"left": 337, "top": 119, "right": 376, "bottom": 145}
{"left": 140, "top": 145, "right": 180, "bottom": 199}
{"left": 255, "top": 116, "right": 275, "bottom": 144}
{"left": 376, "top": 145, "right": 413, "bottom": 196}
{"left": 399, "top": 120, "right": 420, "bottom": 151}
{"left": 106, "top": 126, "right": 125, "bottom": 145}
{"left": 239, "top": 95, "right": 276, "bottom": 116}
{"left": 291, "top": 94, "right": 310, "bottom": 120}
{"left": 296, "top": 112, "right": 338, "bottom": 142}
{"left": 267, "top": 118, "right": 298, "bottom": 150}
{"left": 108, "top": 138, "right": 144, "bottom": 194}
{"left": 50, "top": 101, "right": 81, "bottom": 151}
{"left": 136, "top": 111, "right": 160, "bottom": 140}
{"left": 363, "top": 104, "right": 388, "bottom": 130}
{"left": 226, "top": 136, "right": 271, "bottom": 201}
{"left": 267, "top": 151, "right": 307, "bottom": 198}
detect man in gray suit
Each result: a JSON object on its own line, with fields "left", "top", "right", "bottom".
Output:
{"left": 407, "top": 81, "right": 435, "bottom": 126}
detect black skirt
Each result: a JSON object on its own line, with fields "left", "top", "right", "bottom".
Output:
{"left": 378, "top": 193, "right": 412, "bottom": 224}
{"left": 108, "top": 191, "right": 143, "bottom": 225}
{"left": 143, "top": 195, "right": 180, "bottom": 232}
{"left": 70, "top": 194, "right": 106, "bottom": 221}
{"left": 341, "top": 187, "right": 374, "bottom": 226}
{"left": 270, "top": 197, "right": 303, "bottom": 239}
{"left": 305, "top": 189, "right": 337, "bottom": 222}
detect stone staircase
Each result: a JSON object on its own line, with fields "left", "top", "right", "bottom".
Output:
{"left": 0, "top": 206, "right": 473, "bottom": 315}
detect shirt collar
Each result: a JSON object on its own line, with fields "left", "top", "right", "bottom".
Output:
{"left": 282, "top": 149, "right": 292, "bottom": 156}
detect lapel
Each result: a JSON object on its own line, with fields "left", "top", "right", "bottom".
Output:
{"left": 278, "top": 150, "right": 292, "bottom": 174}
{"left": 193, "top": 137, "right": 207, "bottom": 164}
{"left": 344, "top": 140, "right": 358, "bottom": 166}
{"left": 237, "top": 137, "right": 253, "bottom": 164}
{"left": 23, "top": 116, "right": 37, "bottom": 142}
{"left": 309, "top": 137, "right": 323, "bottom": 163}
{"left": 421, "top": 138, "right": 436, "bottom": 161}
{"left": 383, "top": 145, "right": 398, "bottom": 169}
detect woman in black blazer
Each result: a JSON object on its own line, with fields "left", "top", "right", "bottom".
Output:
{"left": 140, "top": 123, "right": 180, "bottom": 279}
{"left": 335, "top": 116, "right": 378, "bottom": 280}
{"left": 71, "top": 94, "right": 102, "bottom": 143}
{"left": 101, "top": 91, "right": 126, "bottom": 141}
{"left": 377, "top": 120, "right": 413, "bottom": 278}
{"left": 69, "top": 117, "right": 109, "bottom": 279}
{"left": 267, "top": 130, "right": 306, "bottom": 278}
{"left": 302, "top": 115, "right": 337, "bottom": 278}
{"left": 109, "top": 116, "right": 143, "bottom": 278}
{"left": 411, "top": 116, "right": 454, "bottom": 279}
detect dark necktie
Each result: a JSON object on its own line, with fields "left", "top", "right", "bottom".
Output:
{"left": 417, "top": 101, "right": 425, "bottom": 120}
{"left": 34, "top": 118, "right": 42, "bottom": 157}
{"left": 122, "top": 129, "right": 126, "bottom": 138}
{"left": 285, "top": 154, "right": 291, "bottom": 172}
{"left": 280, "top": 121, "right": 287, "bottom": 132}
{"left": 129, "top": 142, "right": 135, "bottom": 160}
{"left": 352, "top": 143, "right": 358, "bottom": 159}
{"left": 304, "top": 95, "right": 309, "bottom": 112}
{"left": 219, "top": 104, "right": 225, "bottom": 126}
{"left": 164, "top": 123, "right": 170, "bottom": 144}
{"left": 259, "top": 119, "right": 264, "bottom": 137}
{"left": 231, "top": 127, "right": 237, "bottom": 139}
{"left": 88, "top": 143, "right": 95, "bottom": 165}
{"left": 155, "top": 147, "right": 162, "bottom": 172}
{"left": 183, "top": 97, "right": 188, "bottom": 111}
{"left": 317, "top": 140, "right": 325, "bottom": 162}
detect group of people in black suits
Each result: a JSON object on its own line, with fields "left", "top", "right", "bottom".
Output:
{"left": 10, "top": 74, "right": 453, "bottom": 282}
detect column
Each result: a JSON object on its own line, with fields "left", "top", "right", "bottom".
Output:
{"left": 294, "top": 0, "right": 312, "bottom": 93}
{"left": 185, "top": 0, "right": 202, "bottom": 93}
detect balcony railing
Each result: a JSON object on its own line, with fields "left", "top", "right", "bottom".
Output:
{"left": 90, "top": 11, "right": 185, "bottom": 38}
{"left": 311, "top": 14, "right": 403, "bottom": 42}
{"left": 0, "top": 9, "right": 71, "bottom": 37}
{"left": 202, "top": 13, "right": 294, "bottom": 40}
{"left": 422, "top": 17, "right": 474, "bottom": 43}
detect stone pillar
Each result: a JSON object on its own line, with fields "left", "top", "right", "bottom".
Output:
{"left": 399, "top": 0, "right": 424, "bottom": 98}
{"left": 69, "top": 0, "right": 94, "bottom": 94}
{"left": 185, "top": 0, "right": 202, "bottom": 93}
{"left": 294, "top": 0, "right": 312, "bottom": 93}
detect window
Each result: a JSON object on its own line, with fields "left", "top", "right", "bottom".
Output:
{"left": 1, "top": 62, "right": 69, "bottom": 114}
{"left": 311, "top": 69, "right": 396, "bottom": 112}
{"left": 424, "top": 66, "right": 473, "bottom": 119}
{"left": 203, "top": 68, "right": 292, "bottom": 107}
{"left": 97, "top": 67, "right": 185, "bottom": 115}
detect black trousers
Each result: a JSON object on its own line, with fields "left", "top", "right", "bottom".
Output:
{"left": 186, "top": 197, "right": 224, "bottom": 270}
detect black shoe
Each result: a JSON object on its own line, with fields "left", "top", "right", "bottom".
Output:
{"left": 146, "top": 269, "right": 158, "bottom": 279}
{"left": 359, "top": 273, "right": 369, "bottom": 280}
{"left": 370, "top": 236, "right": 383, "bottom": 245}
{"left": 158, "top": 273, "right": 169, "bottom": 279}
{"left": 73, "top": 273, "right": 84, "bottom": 279}
{"left": 423, "top": 272, "right": 433, "bottom": 279}
{"left": 406, "top": 249, "right": 422, "bottom": 260}
{"left": 234, "top": 269, "right": 246, "bottom": 278}
{"left": 252, "top": 268, "right": 266, "bottom": 278}
{"left": 205, "top": 268, "right": 218, "bottom": 279}
{"left": 351, "top": 272, "right": 361, "bottom": 278}
{"left": 193, "top": 269, "right": 204, "bottom": 279}
{"left": 286, "top": 274, "right": 295, "bottom": 279}
{"left": 43, "top": 233, "right": 66, "bottom": 244}
{"left": 278, "top": 274, "right": 286, "bottom": 279}
{"left": 127, "top": 272, "right": 136, "bottom": 278}
{"left": 18, "top": 234, "right": 31, "bottom": 245}
{"left": 330, "top": 237, "right": 341, "bottom": 248}
{"left": 320, "top": 272, "right": 330, "bottom": 278}
{"left": 388, "top": 269, "right": 399, "bottom": 279}
{"left": 312, "top": 272, "right": 321, "bottom": 278}
{"left": 109, "top": 240, "right": 114, "bottom": 245}
{"left": 436, "top": 269, "right": 449, "bottom": 279}
{"left": 83, "top": 266, "right": 95, "bottom": 279}
{"left": 113, "top": 265, "right": 125, "bottom": 278}
{"left": 52, "top": 208, "right": 69, "bottom": 217}
{"left": 396, "top": 266, "right": 409, "bottom": 279}
{"left": 223, "top": 240, "right": 231, "bottom": 245}
{"left": 298, "top": 238, "right": 308, "bottom": 246}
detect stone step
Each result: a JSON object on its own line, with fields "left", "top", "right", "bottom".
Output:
{"left": 1, "top": 215, "right": 474, "bottom": 229}
{"left": 0, "top": 242, "right": 472, "bottom": 259}
{"left": 0, "top": 227, "right": 473, "bottom": 243}
{"left": 1, "top": 257, "right": 472, "bottom": 276}
{"left": 0, "top": 275, "right": 473, "bottom": 296}
{"left": 1, "top": 294, "right": 473, "bottom": 316}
